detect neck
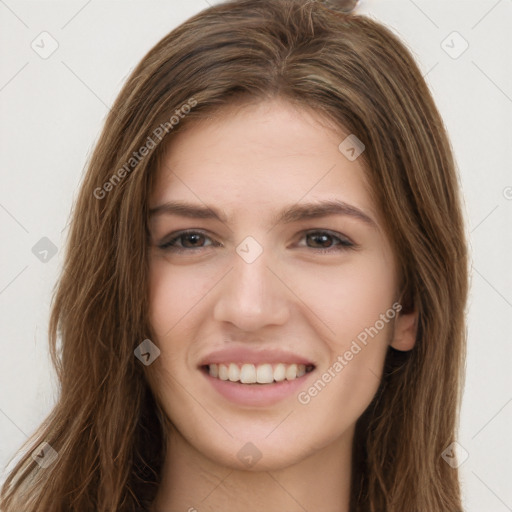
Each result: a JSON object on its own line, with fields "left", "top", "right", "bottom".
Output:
{"left": 152, "top": 424, "right": 354, "bottom": 512}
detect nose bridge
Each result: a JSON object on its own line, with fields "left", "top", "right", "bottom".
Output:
{"left": 213, "top": 243, "right": 289, "bottom": 330}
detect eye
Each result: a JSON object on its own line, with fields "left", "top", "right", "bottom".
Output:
{"left": 298, "top": 230, "right": 355, "bottom": 252}
{"left": 157, "top": 229, "right": 355, "bottom": 254}
{"left": 158, "top": 230, "right": 218, "bottom": 252}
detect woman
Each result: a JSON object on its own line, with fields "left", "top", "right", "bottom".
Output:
{"left": 0, "top": 0, "right": 468, "bottom": 510}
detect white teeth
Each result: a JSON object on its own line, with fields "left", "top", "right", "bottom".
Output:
{"left": 208, "top": 363, "right": 310, "bottom": 384}
{"left": 273, "top": 363, "right": 286, "bottom": 382}
{"left": 240, "top": 364, "right": 257, "bottom": 383}
{"left": 228, "top": 363, "right": 240, "bottom": 382}
{"left": 218, "top": 364, "right": 229, "bottom": 381}
{"left": 256, "top": 364, "right": 274, "bottom": 384}
{"left": 209, "top": 363, "right": 218, "bottom": 378}
{"left": 285, "top": 363, "right": 297, "bottom": 380}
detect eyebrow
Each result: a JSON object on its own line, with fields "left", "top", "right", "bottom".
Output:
{"left": 149, "top": 199, "right": 377, "bottom": 228}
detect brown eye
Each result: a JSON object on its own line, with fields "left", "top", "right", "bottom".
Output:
{"left": 307, "top": 232, "right": 335, "bottom": 248}
{"left": 181, "top": 233, "right": 206, "bottom": 248}
{"left": 300, "top": 230, "right": 354, "bottom": 252}
{"left": 159, "top": 230, "right": 217, "bottom": 251}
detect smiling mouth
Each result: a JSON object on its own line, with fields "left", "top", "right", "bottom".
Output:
{"left": 202, "top": 363, "right": 315, "bottom": 384}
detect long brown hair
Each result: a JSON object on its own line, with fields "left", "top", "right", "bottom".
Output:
{"left": 0, "top": 1, "right": 468, "bottom": 510}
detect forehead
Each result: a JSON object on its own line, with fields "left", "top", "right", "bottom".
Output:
{"left": 150, "top": 98, "right": 375, "bottom": 220}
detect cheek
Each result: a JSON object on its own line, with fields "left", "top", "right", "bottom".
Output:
{"left": 146, "top": 261, "right": 209, "bottom": 408}
{"left": 148, "top": 259, "right": 214, "bottom": 337}
{"left": 290, "top": 253, "right": 396, "bottom": 403}
{"left": 291, "top": 252, "right": 397, "bottom": 344}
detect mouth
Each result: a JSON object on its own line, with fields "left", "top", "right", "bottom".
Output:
{"left": 200, "top": 362, "right": 316, "bottom": 406}
{"left": 201, "top": 363, "right": 315, "bottom": 384}
{"left": 198, "top": 348, "right": 317, "bottom": 406}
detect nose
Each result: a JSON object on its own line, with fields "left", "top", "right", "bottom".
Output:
{"left": 213, "top": 248, "right": 290, "bottom": 331}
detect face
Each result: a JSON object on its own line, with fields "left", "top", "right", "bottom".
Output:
{"left": 146, "top": 98, "right": 415, "bottom": 471}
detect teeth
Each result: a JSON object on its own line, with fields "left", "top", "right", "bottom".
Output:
{"left": 209, "top": 363, "right": 219, "bottom": 378}
{"left": 208, "top": 363, "right": 310, "bottom": 384}
{"left": 240, "top": 364, "right": 257, "bottom": 383}
{"left": 218, "top": 364, "right": 228, "bottom": 381}
{"left": 256, "top": 363, "right": 274, "bottom": 384}
{"left": 273, "top": 363, "right": 286, "bottom": 382}
{"left": 285, "top": 363, "right": 297, "bottom": 380}
{"left": 228, "top": 363, "right": 240, "bottom": 382}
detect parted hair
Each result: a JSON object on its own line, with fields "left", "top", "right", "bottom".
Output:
{"left": 0, "top": 1, "right": 468, "bottom": 510}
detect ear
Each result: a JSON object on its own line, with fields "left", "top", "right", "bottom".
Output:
{"left": 390, "top": 309, "right": 418, "bottom": 352}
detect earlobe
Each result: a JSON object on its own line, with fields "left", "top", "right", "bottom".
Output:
{"left": 390, "top": 310, "right": 418, "bottom": 352}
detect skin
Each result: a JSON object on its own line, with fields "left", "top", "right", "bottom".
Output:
{"left": 146, "top": 98, "right": 417, "bottom": 512}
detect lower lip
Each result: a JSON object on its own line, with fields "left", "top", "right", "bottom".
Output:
{"left": 201, "top": 367, "right": 315, "bottom": 407}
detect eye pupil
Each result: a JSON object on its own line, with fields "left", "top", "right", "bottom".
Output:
{"left": 308, "top": 233, "right": 333, "bottom": 248}
{"left": 183, "top": 233, "right": 204, "bottom": 247}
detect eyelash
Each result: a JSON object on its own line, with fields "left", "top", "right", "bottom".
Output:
{"left": 158, "top": 229, "right": 355, "bottom": 254}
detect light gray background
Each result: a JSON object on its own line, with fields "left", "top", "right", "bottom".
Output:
{"left": 1, "top": 1, "right": 511, "bottom": 510}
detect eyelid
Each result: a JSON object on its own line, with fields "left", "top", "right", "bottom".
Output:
{"left": 158, "top": 229, "right": 219, "bottom": 251}
{"left": 157, "top": 228, "right": 356, "bottom": 253}
{"left": 298, "top": 228, "right": 354, "bottom": 245}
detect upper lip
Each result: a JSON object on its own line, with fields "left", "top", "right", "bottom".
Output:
{"left": 198, "top": 347, "right": 315, "bottom": 367}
